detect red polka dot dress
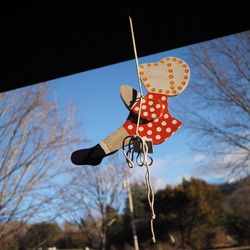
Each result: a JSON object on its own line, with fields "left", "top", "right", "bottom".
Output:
{"left": 123, "top": 93, "right": 182, "bottom": 144}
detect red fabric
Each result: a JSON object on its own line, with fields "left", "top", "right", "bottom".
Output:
{"left": 123, "top": 93, "right": 182, "bottom": 144}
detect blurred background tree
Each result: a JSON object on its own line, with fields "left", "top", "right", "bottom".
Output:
{"left": 60, "top": 158, "right": 126, "bottom": 250}
{"left": 0, "top": 84, "right": 79, "bottom": 247}
{"left": 19, "top": 222, "right": 62, "bottom": 250}
{"left": 223, "top": 176, "right": 250, "bottom": 244}
{"left": 183, "top": 31, "right": 250, "bottom": 176}
{"left": 153, "top": 178, "right": 224, "bottom": 249}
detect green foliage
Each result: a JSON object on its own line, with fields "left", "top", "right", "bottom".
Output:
{"left": 112, "top": 178, "right": 225, "bottom": 249}
{"left": 19, "top": 222, "right": 62, "bottom": 249}
{"left": 4, "top": 177, "right": 249, "bottom": 249}
{"left": 123, "top": 182, "right": 147, "bottom": 220}
{"left": 226, "top": 215, "right": 250, "bottom": 244}
{"left": 111, "top": 182, "right": 150, "bottom": 247}
{"left": 223, "top": 176, "right": 250, "bottom": 244}
{"left": 151, "top": 178, "right": 225, "bottom": 248}
{"left": 56, "top": 232, "right": 85, "bottom": 249}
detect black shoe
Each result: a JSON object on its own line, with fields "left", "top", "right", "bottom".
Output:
{"left": 71, "top": 144, "right": 105, "bottom": 166}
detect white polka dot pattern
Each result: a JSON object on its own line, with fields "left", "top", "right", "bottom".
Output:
{"left": 130, "top": 95, "right": 163, "bottom": 121}
{"left": 156, "top": 127, "right": 161, "bottom": 132}
{"left": 123, "top": 92, "right": 182, "bottom": 144}
{"left": 139, "top": 127, "right": 144, "bottom": 131}
{"left": 147, "top": 130, "right": 152, "bottom": 135}
{"left": 161, "top": 121, "right": 167, "bottom": 126}
{"left": 166, "top": 128, "right": 171, "bottom": 133}
{"left": 128, "top": 125, "right": 133, "bottom": 130}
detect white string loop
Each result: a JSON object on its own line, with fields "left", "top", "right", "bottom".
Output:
{"left": 122, "top": 134, "right": 156, "bottom": 243}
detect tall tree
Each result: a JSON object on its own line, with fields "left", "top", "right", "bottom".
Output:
{"left": 61, "top": 158, "right": 126, "bottom": 250}
{"left": 0, "top": 84, "right": 78, "bottom": 242}
{"left": 154, "top": 178, "right": 224, "bottom": 249}
{"left": 19, "top": 222, "right": 62, "bottom": 250}
{"left": 184, "top": 31, "right": 250, "bottom": 175}
{"left": 224, "top": 176, "right": 250, "bottom": 244}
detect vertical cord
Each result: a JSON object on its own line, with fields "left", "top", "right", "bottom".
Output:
{"left": 128, "top": 15, "right": 156, "bottom": 243}
{"left": 145, "top": 162, "right": 156, "bottom": 243}
{"left": 128, "top": 16, "right": 144, "bottom": 97}
{"left": 128, "top": 16, "right": 144, "bottom": 135}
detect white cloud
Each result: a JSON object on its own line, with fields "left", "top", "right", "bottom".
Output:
{"left": 153, "top": 156, "right": 172, "bottom": 169}
{"left": 186, "top": 146, "right": 250, "bottom": 184}
{"left": 123, "top": 146, "right": 250, "bottom": 190}
{"left": 192, "top": 153, "right": 207, "bottom": 163}
{"left": 153, "top": 178, "right": 167, "bottom": 190}
{"left": 125, "top": 154, "right": 200, "bottom": 189}
{"left": 122, "top": 141, "right": 250, "bottom": 193}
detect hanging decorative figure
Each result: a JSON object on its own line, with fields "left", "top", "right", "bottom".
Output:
{"left": 71, "top": 56, "right": 190, "bottom": 166}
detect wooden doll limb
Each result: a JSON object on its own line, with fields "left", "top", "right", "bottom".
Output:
{"left": 120, "top": 85, "right": 140, "bottom": 110}
{"left": 71, "top": 126, "right": 129, "bottom": 166}
{"left": 120, "top": 85, "right": 156, "bottom": 121}
{"left": 100, "top": 126, "right": 129, "bottom": 154}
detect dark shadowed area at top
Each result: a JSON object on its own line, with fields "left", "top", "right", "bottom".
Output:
{"left": 0, "top": 1, "right": 249, "bottom": 92}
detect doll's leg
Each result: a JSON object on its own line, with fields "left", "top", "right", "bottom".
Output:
{"left": 71, "top": 126, "right": 129, "bottom": 166}
{"left": 100, "top": 126, "right": 129, "bottom": 154}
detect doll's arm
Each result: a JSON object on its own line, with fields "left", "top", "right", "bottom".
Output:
{"left": 120, "top": 85, "right": 163, "bottom": 121}
{"left": 120, "top": 85, "right": 140, "bottom": 110}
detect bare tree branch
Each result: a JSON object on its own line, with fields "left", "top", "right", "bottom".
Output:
{"left": 0, "top": 84, "right": 80, "bottom": 241}
{"left": 182, "top": 31, "right": 250, "bottom": 175}
{"left": 60, "top": 157, "right": 126, "bottom": 249}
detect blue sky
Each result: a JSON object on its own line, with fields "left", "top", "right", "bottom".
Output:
{"left": 48, "top": 42, "right": 226, "bottom": 188}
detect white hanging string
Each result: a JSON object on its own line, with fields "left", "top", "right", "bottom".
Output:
{"left": 123, "top": 15, "right": 156, "bottom": 243}
{"left": 145, "top": 161, "right": 156, "bottom": 242}
{"left": 128, "top": 16, "right": 144, "bottom": 98}
{"left": 128, "top": 16, "right": 144, "bottom": 135}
